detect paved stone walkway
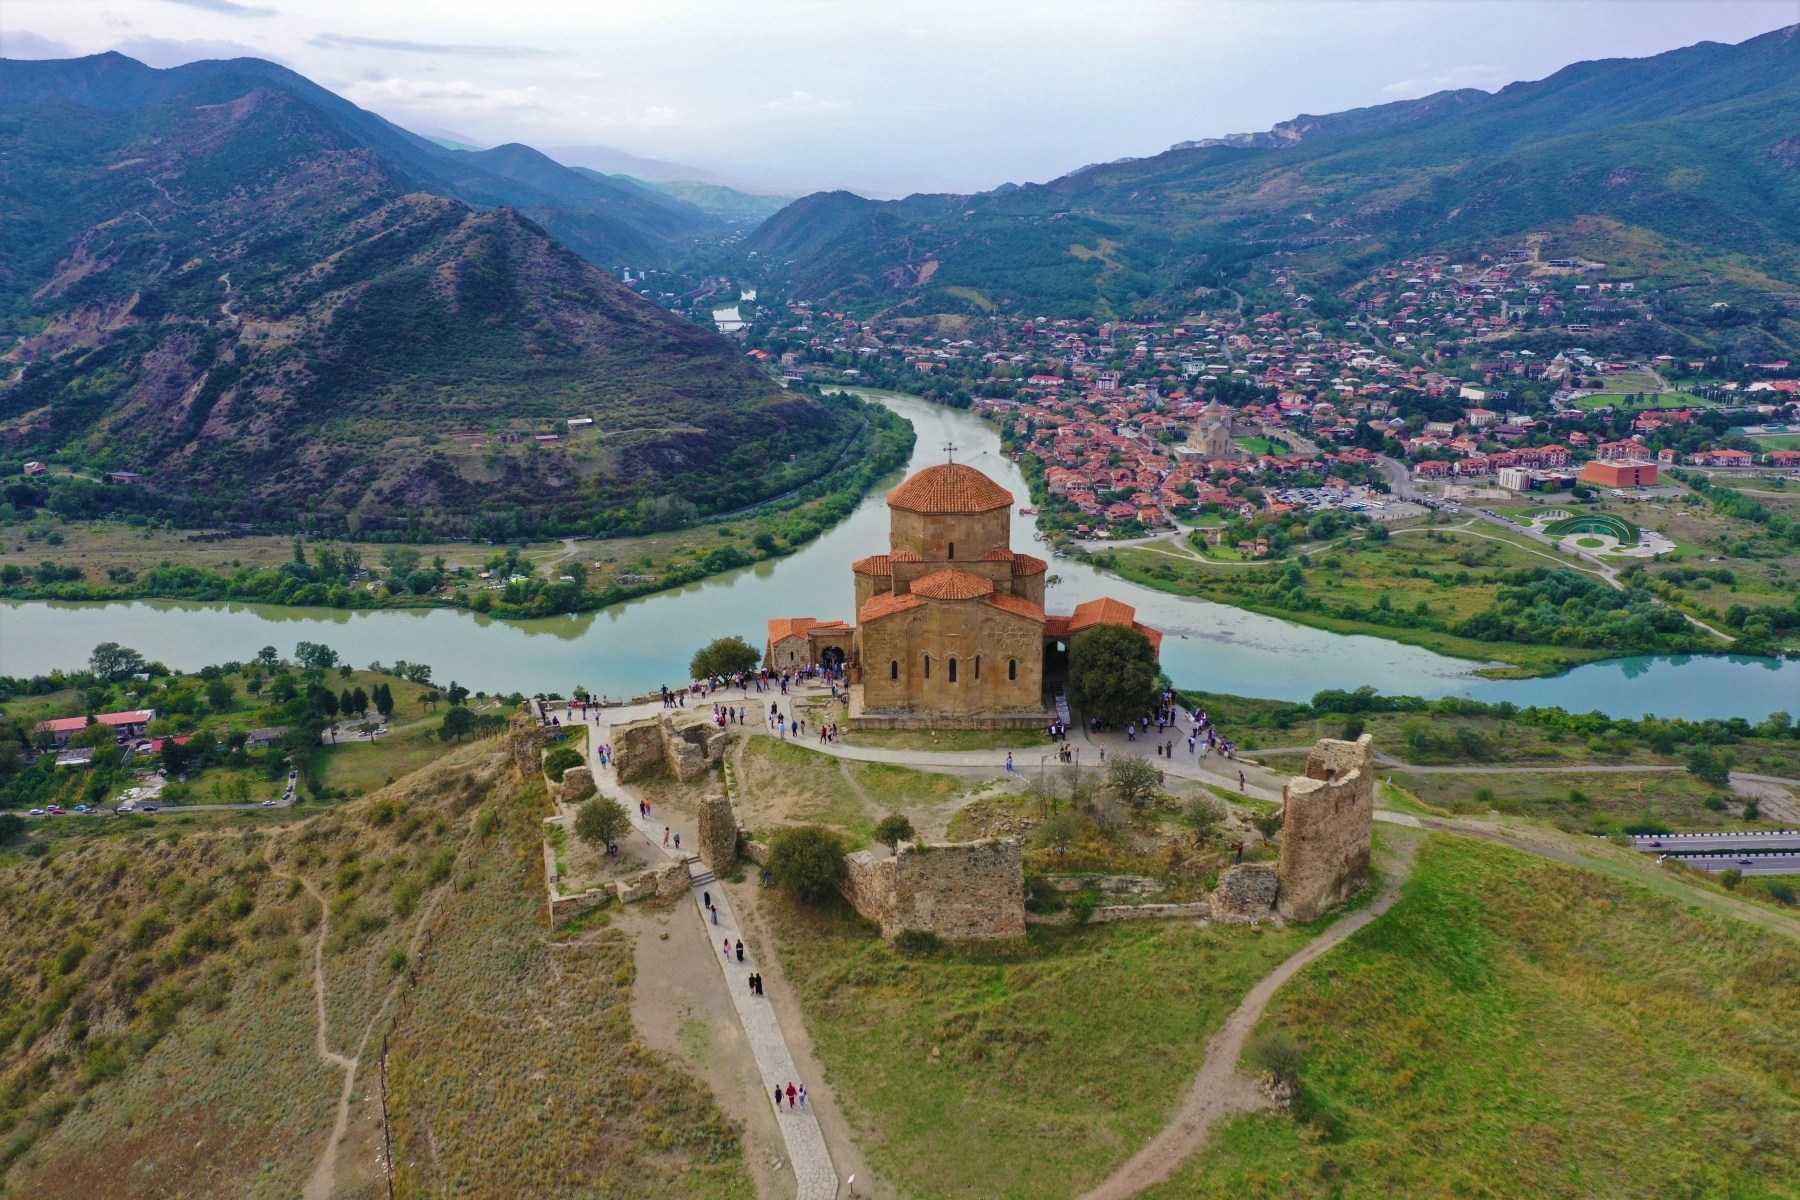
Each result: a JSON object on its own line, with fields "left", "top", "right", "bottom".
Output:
{"left": 567, "top": 702, "right": 841, "bottom": 1200}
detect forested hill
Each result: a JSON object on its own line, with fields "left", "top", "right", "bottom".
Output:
{"left": 745, "top": 25, "right": 1800, "bottom": 323}
{"left": 0, "top": 68, "right": 852, "bottom": 539}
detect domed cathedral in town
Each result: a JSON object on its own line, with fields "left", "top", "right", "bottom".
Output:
{"left": 765, "top": 458, "right": 1161, "bottom": 729}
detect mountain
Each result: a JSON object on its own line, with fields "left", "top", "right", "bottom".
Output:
{"left": 1169, "top": 88, "right": 1488, "bottom": 151}
{"left": 0, "top": 53, "right": 724, "bottom": 266}
{"left": 546, "top": 142, "right": 724, "bottom": 184}
{"left": 594, "top": 174, "right": 798, "bottom": 224}
{"left": 0, "top": 65, "right": 853, "bottom": 537}
{"left": 746, "top": 25, "right": 1800, "bottom": 323}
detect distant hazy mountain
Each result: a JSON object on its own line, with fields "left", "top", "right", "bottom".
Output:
{"left": 0, "top": 54, "right": 850, "bottom": 535}
{"left": 546, "top": 143, "right": 723, "bottom": 184}
{"left": 745, "top": 25, "right": 1800, "bottom": 332}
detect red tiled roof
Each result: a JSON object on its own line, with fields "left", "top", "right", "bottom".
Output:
{"left": 36, "top": 709, "right": 155, "bottom": 734}
{"left": 886, "top": 463, "right": 1013, "bottom": 514}
{"left": 1043, "top": 614, "right": 1072, "bottom": 638}
{"left": 889, "top": 549, "right": 924, "bottom": 562}
{"left": 910, "top": 569, "right": 995, "bottom": 600}
{"left": 851, "top": 554, "right": 892, "bottom": 577}
{"left": 767, "top": 617, "right": 820, "bottom": 643}
{"left": 1011, "top": 553, "right": 1048, "bottom": 577}
{"left": 1132, "top": 622, "right": 1165, "bottom": 653}
{"left": 985, "top": 591, "right": 1045, "bottom": 622}
{"left": 859, "top": 592, "right": 925, "bottom": 622}
{"left": 1068, "top": 597, "right": 1138, "bottom": 632}
{"left": 979, "top": 547, "right": 1016, "bottom": 561}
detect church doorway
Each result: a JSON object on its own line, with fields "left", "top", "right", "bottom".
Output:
{"left": 1042, "top": 638, "right": 1068, "bottom": 694}
{"left": 819, "top": 646, "right": 846, "bottom": 670}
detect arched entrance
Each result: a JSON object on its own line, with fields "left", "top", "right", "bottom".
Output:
{"left": 1042, "top": 637, "right": 1068, "bottom": 693}
{"left": 820, "top": 646, "right": 846, "bottom": 670}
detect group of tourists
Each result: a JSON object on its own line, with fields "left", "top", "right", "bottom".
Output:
{"left": 766, "top": 704, "right": 808, "bottom": 739}
{"left": 774, "top": 1081, "right": 808, "bottom": 1112}
{"left": 712, "top": 703, "right": 746, "bottom": 728}
{"left": 815, "top": 722, "right": 842, "bottom": 745}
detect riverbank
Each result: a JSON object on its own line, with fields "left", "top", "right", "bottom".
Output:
{"left": 0, "top": 399, "right": 914, "bottom": 620}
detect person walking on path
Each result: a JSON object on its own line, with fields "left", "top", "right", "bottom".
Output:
{"left": 736, "top": 942, "right": 745, "bottom": 963}
{"left": 663, "top": 826, "right": 670, "bottom": 846}
{"left": 1006, "top": 752, "right": 1014, "bottom": 773}
{"left": 798, "top": 1084, "right": 808, "bottom": 1110}
{"left": 786, "top": 1083, "right": 797, "bottom": 1109}
{"left": 722, "top": 938, "right": 732, "bottom": 960}
{"left": 774, "top": 1084, "right": 784, "bottom": 1112}
{"left": 1238, "top": 771, "right": 1246, "bottom": 793}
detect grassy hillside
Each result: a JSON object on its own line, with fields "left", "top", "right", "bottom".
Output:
{"left": 0, "top": 740, "right": 751, "bottom": 1198}
{"left": 1142, "top": 835, "right": 1800, "bottom": 1199}
{"left": 745, "top": 25, "right": 1800, "bottom": 331}
{"left": 0, "top": 74, "right": 860, "bottom": 539}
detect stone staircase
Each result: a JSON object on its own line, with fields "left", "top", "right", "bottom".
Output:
{"left": 685, "top": 855, "right": 717, "bottom": 889}
{"left": 1055, "top": 694, "right": 1071, "bottom": 726}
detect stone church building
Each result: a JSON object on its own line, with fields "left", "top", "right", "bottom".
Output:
{"left": 768, "top": 460, "right": 1160, "bottom": 728}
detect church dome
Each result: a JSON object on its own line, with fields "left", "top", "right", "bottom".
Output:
{"left": 910, "top": 568, "right": 996, "bottom": 600}
{"left": 886, "top": 463, "right": 1013, "bottom": 514}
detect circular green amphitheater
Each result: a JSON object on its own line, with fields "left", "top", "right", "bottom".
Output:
{"left": 1543, "top": 513, "right": 1639, "bottom": 545}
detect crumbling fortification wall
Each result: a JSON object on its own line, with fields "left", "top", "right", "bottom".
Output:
{"left": 696, "top": 794, "right": 738, "bottom": 871}
{"left": 558, "top": 766, "right": 595, "bottom": 803}
{"left": 1212, "top": 863, "right": 1280, "bottom": 922}
{"left": 508, "top": 709, "right": 553, "bottom": 780}
{"left": 842, "top": 838, "right": 1025, "bottom": 940}
{"left": 614, "top": 714, "right": 728, "bottom": 783}
{"left": 1277, "top": 733, "right": 1375, "bottom": 921}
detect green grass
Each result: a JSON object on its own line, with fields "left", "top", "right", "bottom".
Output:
{"left": 1141, "top": 834, "right": 1800, "bottom": 1199}
{"left": 841, "top": 727, "right": 1052, "bottom": 752}
{"left": 735, "top": 736, "right": 971, "bottom": 846}
{"left": 768, "top": 891, "right": 1315, "bottom": 1199}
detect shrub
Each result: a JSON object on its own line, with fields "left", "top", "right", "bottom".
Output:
{"left": 1340, "top": 719, "right": 1365, "bottom": 741}
{"left": 1033, "top": 810, "right": 1081, "bottom": 857}
{"left": 874, "top": 813, "right": 915, "bottom": 851}
{"left": 1107, "top": 753, "right": 1161, "bottom": 808}
{"left": 574, "top": 797, "right": 629, "bottom": 848}
{"left": 1244, "top": 1030, "right": 1303, "bottom": 1084}
{"left": 1686, "top": 747, "right": 1731, "bottom": 787}
{"left": 439, "top": 707, "right": 476, "bottom": 741}
{"left": 1068, "top": 892, "right": 1097, "bottom": 924}
{"left": 1720, "top": 868, "right": 1743, "bottom": 890}
{"left": 767, "top": 825, "right": 846, "bottom": 903}
{"left": 894, "top": 929, "right": 942, "bottom": 957}
{"left": 542, "top": 746, "right": 584, "bottom": 781}
{"left": 1183, "top": 795, "right": 1225, "bottom": 846}
{"left": 1250, "top": 811, "right": 1284, "bottom": 841}
{"left": 128, "top": 910, "right": 168, "bottom": 949}
{"left": 425, "top": 848, "right": 455, "bottom": 885}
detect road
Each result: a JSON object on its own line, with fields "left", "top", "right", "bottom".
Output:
{"left": 1658, "top": 853, "right": 1800, "bottom": 876}
{"left": 1632, "top": 830, "right": 1800, "bottom": 854}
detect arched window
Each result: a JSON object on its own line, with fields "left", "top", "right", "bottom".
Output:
{"left": 947, "top": 541, "right": 955, "bottom": 560}
{"left": 948, "top": 657, "right": 958, "bottom": 683}
{"left": 974, "top": 655, "right": 981, "bottom": 681}
{"left": 889, "top": 660, "right": 899, "bottom": 680}
{"left": 924, "top": 655, "right": 931, "bottom": 679}
{"left": 1008, "top": 658, "right": 1017, "bottom": 681}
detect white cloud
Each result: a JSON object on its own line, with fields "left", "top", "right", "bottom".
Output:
{"left": 342, "top": 77, "right": 546, "bottom": 115}
{"left": 1382, "top": 64, "right": 1502, "bottom": 97}
{"left": 158, "top": 0, "right": 277, "bottom": 16}
{"left": 311, "top": 33, "right": 552, "bottom": 58}
{"left": 0, "top": 30, "right": 76, "bottom": 59}
{"left": 766, "top": 90, "right": 844, "bottom": 111}
{"left": 113, "top": 36, "right": 281, "bottom": 68}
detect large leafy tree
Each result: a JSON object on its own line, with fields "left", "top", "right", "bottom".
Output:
{"left": 690, "top": 636, "right": 762, "bottom": 680}
{"left": 767, "top": 825, "right": 847, "bottom": 904}
{"left": 1067, "top": 624, "right": 1158, "bottom": 725}
{"left": 89, "top": 642, "right": 146, "bottom": 682}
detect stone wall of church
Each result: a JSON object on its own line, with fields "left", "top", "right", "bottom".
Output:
{"left": 859, "top": 599, "right": 1042, "bottom": 717}
{"left": 889, "top": 507, "right": 1010, "bottom": 562}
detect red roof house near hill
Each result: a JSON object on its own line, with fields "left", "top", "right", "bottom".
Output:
{"left": 34, "top": 709, "right": 156, "bottom": 746}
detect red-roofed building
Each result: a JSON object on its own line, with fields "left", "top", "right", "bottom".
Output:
{"left": 34, "top": 709, "right": 157, "bottom": 747}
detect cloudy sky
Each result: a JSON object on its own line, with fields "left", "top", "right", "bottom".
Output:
{"left": 4, "top": 1, "right": 1795, "bottom": 195}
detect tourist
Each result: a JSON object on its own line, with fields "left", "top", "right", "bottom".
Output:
{"left": 786, "top": 1083, "right": 797, "bottom": 1109}
{"left": 798, "top": 1084, "right": 808, "bottom": 1109}
{"left": 1005, "top": 752, "right": 1014, "bottom": 773}
{"left": 662, "top": 826, "right": 670, "bottom": 846}
{"left": 674, "top": 831, "right": 682, "bottom": 850}
{"left": 1238, "top": 771, "right": 1246, "bottom": 793}
{"left": 736, "top": 942, "right": 745, "bottom": 963}
{"left": 723, "top": 938, "right": 732, "bottom": 960}
{"left": 774, "top": 1084, "right": 784, "bottom": 1111}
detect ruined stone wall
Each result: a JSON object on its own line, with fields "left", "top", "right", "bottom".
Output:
{"left": 1277, "top": 734, "right": 1375, "bottom": 921}
{"left": 696, "top": 794, "right": 738, "bottom": 871}
{"left": 508, "top": 709, "right": 552, "bottom": 780}
{"left": 613, "top": 714, "right": 726, "bottom": 783}
{"left": 842, "top": 838, "right": 1026, "bottom": 940}
{"left": 1212, "top": 863, "right": 1280, "bottom": 922}
{"left": 559, "top": 766, "right": 595, "bottom": 803}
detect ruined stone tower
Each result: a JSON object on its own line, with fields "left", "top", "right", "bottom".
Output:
{"left": 1276, "top": 733, "right": 1375, "bottom": 921}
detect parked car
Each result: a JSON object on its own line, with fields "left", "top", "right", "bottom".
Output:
{"left": 45, "top": 806, "right": 65, "bottom": 815}
{"left": 74, "top": 805, "right": 93, "bottom": 814}
{"left": 139, "top": 804, "right": 158, "bottom": 814}
{"left": 261, "top": 799, "right": 278, "bottom": 807}
{"left": 28, "top": 808, "right": 45, "bottom": 817}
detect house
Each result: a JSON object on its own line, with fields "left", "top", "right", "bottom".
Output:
{"left": 23, "top": 462, "right": 47, "bottom": 476}
{"left": 1578, "top": 461, "right": 1658, "bottom": 488}
{"left": 34, "top": 709, "right": 157, "bottom": 747}
{"left": 1596, "top": 440, "right": 1646, "bottom": 463}
{"left": 106, "top": 471, "right": 145, "bottom": 484}
{"left": 246, "top": 726, "right": 290, "bottom": 749}
{"left": 1693, "top": 449, "right": 1753, "bottom": 468}
{"left": 1415, "top": 461, "right": 1452, "bottom": 479}
{"left": 1767, "top": 449, "right": 1800, "bottom": 467}
{"left": 566, "top": 417, "right": 594, "bottom": 428}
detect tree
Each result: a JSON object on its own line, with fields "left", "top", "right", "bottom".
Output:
{"left": 575, "top": 797, "right": 630, "bottom": 848}
{"left": 373, "top": 683, "right": 394, "bottom": 719}
{"left": 1686, "top": 747, "right": 1731, "bottom": 787}
{"left": 874, "top": 813, "right": 915, "bottom": 851}
{"left": 439, "top": 706, "right": 477, "bottom": 741}
{"left": 767, "top": 825, "right": 847, "bottom": 903}
{"left": 542, "top": 745, "right": 584, "bottom": 779}
{"left": 90, "top": 642, "right": 147, "bottom": 682}
{"left": 294, "top": 641, "right": 339, "bottom": 674}
{"left": 690, "top": 635, "right": 763, "bottom": 680}
{"left": 753, "top": 532, "right": 777, "bottom": 554}
{"left": 1250, "top": 809, "right": 1284, "bottom": 841}
{"left": 351, "top": 686, "right": 369, "bottom": 717}
{"left": 446, "top": 681, "right": 470, "bottom": 707}
{"left": 1183, "top": 795, "right": 1226, "bottom": 846}
{"left": 340, "top": 688, "right": 356, "bottom": 717}
{"left": 381, "top": 545, "right": 421, "bottom": 580}
{"left": 206, "top": 679, "right": 235, "bottom": 712}
{"left": 1067, "top": 624, "right": 1158, "bottom": 725}
{"left": 1033, "top": 810, "right": 1081, "bottom": 857}
{"left": 1108, "top": 753, "right": 1161, "bottom": 808}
